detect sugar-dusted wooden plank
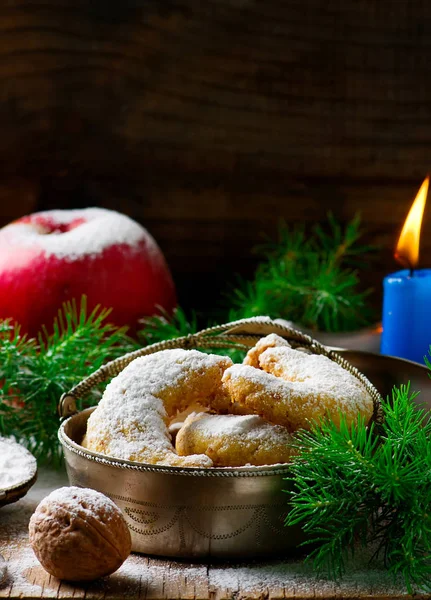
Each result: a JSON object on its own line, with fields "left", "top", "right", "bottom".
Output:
{"left": 267, "top": 585, "right": 285, "bottom": 600}
{"left": 208, "top": 565, "right": 239, "bottom": 600}
{"left": 56, "top": 579, "right": 87, "bottom": 598}
{"left": 190, "top": 565, "right": 210, "bottom": 600}
{"left": 165, "top": 562, "right": 208, "bottom": 600}
{"left": 140, "top": 558, "right": 209, "bottom": 600}
{"left": 161, "top": 564, "right": 184, "bottom": 600}
{"left": 144, "top": 558, "right": 169, "bottom": 600}
{"left": 28, "top": 568, "right": 57, "bottom": 598}
{"left": 95, "top": 554, "right": 143, "bottom": 600}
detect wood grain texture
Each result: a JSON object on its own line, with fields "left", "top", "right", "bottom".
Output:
{"left": 0, "top": 0, "right": 429, "bottom": 178}
{"left": 0, "top": 469, "right": 419, "bottom": 600}
{"left": 34, "top": 176, "right": 430, "bottom": 314}
{"left": 0, "top": 1, "right": 430, "bottom": 311}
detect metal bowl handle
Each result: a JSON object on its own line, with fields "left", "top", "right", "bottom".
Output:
{"left": 58, "top": 317, "right": 383, "bottom": 422}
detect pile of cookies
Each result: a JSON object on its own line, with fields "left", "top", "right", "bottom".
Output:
{"left": 83, "top": 334, "right": 374, "bottom": 468}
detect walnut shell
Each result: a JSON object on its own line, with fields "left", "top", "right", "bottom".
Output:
{"left": 29, "top": 486, "right": 131, "bottom": 581}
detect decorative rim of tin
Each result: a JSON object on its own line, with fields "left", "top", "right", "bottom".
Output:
{"left": 58, "top": 316, "right": 383, "bottom": 477}
{"left": 59, "top": 408, "right": 294, "bottom": 477}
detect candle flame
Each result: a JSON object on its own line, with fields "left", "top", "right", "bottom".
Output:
{"left": 395, "top": 176, "right": 429, "bottom": 269}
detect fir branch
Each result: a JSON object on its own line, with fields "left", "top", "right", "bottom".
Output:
{"left": 312, "top": 213, "right": 376, "bottom": 268}
{"left": 227, "top": 214, "right": 376, "bottom": 332}
{"left": 0, "top": 297, "right": 138, "bottom": 464}
{"left": 255, "top": 221, "right": 313, "bottom": 264}
{"left": 285, "top": 383, "right": 431, "bottom": 593}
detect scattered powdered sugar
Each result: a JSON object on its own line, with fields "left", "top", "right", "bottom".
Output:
{"left": 0, "top": 207, "right": 161, "bottom": 261}
{"left": 205, "top": 551, "right": 408, "bottom": 596}
{"left": 2, "top": 544, "right": 42, "bottom": 596}
{"left": 1, "top": 541, "right": 411, "bottom": 598}
{"left": 0, "top": 437, "right": 37, "bottom": 490}
{"left": 112, "top": 548, "right": 409, "bottom": 598}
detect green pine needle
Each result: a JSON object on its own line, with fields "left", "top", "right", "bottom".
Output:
{"left": 313, "top": 213, "right": 377, "bottom": 269}
{"left": 285, "top": 383, "right": 431, "bottom": 593}
{"left": 227, "top": 214, "right": 376, "bottom": 332}
{"left": 140, "top": 216, "right": 377, "bottom": 337}
{"left": 0, "top": 297, "right": 138, "bottom": 464}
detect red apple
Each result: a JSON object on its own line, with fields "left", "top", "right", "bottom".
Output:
{"left": 0, "top": 207, "right": 176, "bottom": 337}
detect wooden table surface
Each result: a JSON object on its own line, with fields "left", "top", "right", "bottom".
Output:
{"left": 0, "top": 468, "right": 420, "bottom": 600}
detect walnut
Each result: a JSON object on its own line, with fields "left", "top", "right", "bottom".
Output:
{"left": 29, "top": 486, "right": 131, "bottom": 581}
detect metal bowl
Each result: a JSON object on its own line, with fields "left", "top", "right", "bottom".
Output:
{"left": 335, "top": 350, "right": 431, "bottom": 407}
{"left": 58, "top": 318, "right": 390, "bottom": 560}
{"left": 61, "top": 411, "right": 298, "bottom": 559}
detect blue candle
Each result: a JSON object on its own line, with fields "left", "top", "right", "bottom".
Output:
{"left": 381, "top": 176, "right": 430, "bottom": 364}
{"left": 381, "top": 269, "right": 431, "bottom": 364}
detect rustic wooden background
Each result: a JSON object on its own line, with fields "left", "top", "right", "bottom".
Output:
{"left": 1, "top": 0, "right": 430, "bottom": 313}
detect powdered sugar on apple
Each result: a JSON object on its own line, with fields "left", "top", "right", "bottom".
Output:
{"left": 2, "top": 208, "right": 160, "bottom": 261}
